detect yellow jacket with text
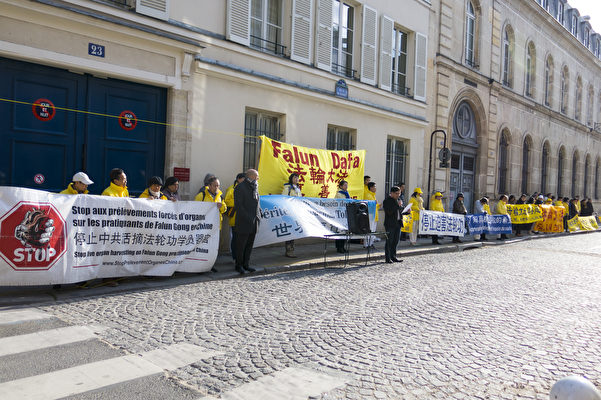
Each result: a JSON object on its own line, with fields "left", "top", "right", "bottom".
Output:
{"left": 60, "top": 183, "right": 88, "bottom": 195}
{"left": 101, "top": 182, "right": 129, "bottom": 197}
{"left": 195, "top": 187, "right": 227, "bottom": 228}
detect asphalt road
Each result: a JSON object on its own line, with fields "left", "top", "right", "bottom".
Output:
{"left": 1, "top": 232, "right": 601, "bottom": 399}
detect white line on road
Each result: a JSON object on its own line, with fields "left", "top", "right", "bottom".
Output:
{"left": 199, "top": 367, "right": 349, "bottom": 400}
{"left": 0, "top": 343, "right": 222, "bottom": 400}
{"left": 0, "top": 308, "right": 52, "bottom": 325}
{"left": 0, "top": 325, "right": 100, "bottom": 357}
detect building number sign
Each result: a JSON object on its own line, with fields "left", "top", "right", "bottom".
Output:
{"left": 88, "top": 43, "right": 105, "bottom": 58}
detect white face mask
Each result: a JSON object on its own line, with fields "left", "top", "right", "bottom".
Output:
{"left": 149, "top": 189, "right": 161, "bottom": 198}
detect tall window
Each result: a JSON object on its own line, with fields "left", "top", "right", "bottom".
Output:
{"left": 584, "top": 27, "right": 590, "bottom": 48}
{"left": 392, "top": 28, "right": 409, "bottom": 96}
{"left": 332, "top": 1, "right": 354, "bottom": 78}
{"left": 571, "top": 15, "right": 578, "bottom": 36}
{"left": 243, "top": 110, "right": 282, "bottom": 171}
{"left": 525, "top": 42, "right": 536, "bottom": 98}
{"left": 250, "top": 0, "right": 283, "bottom": 55}
{"left": 502, "top": 26, "right": 513, "bottom": 87}
{"left": 541, "top": 142, "right": 550, "bottom": 193}
{"left": 465, "top": 1, "right": 476, "bottom": 67}
{"left": 385, "top": 138, "right": 408, "bottom": 194}
{"left": 584, "top": 156, "right": 591, "bottom": 196}
{"left": 561, "top": 66, "right": 569, "bottom": 114}
{"left": 498, "top": 131, "right": 509, "bottom": 194}
{"left": 575, "top": 76, "right": 583, "bottom": 121}
{"left": 558, "top": 147, "right": 565, "bottom": 196}
{"left": 557, "top": 2, "right": 564, "bottom": 25}
{"left": 521, "top": 137, "right": 531, "bottom": 194}
{"left": 587, "top": 85, "right": 594, "bottom": 127}
{"left": 544, "top": 56, "right": 553, "bottom": 106}
{"left": 327, "top": 125, "right": 356, "bottom": 150}
{"left": 572, "top": 152, "right": 579, "bottom": 197}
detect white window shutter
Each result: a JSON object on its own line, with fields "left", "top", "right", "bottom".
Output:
{"left": 360, "top": 5, "right": 377, "bottom": 85}
{"left": 291, "top": 0, "right": 313, "bottom": 64}
{"left": 315, "top": 0, "right": 333, "bottom": 71}
{"left": 379, "top": 15, "right": 394, "bottom": 91}
{"left": 414, "top": 32, "right": 428, "bottom": 101}
{"left": 135, "top": 0, "right": 169, "bottom": 20}
{"left": 226, "top": 0, "right": 251, "bottom": 46}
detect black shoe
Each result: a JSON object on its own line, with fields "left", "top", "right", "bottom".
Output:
{"left": 337, "top": 248, "right": 345, "bottom": 253}
{"left": 432, "top": 240, "right": 440, "bottom": 245}
{"left": 452, "top": 238, "right": 462, "bottom": 243}
{"left": 235, "top": 267, "right": 246, "bottom": 274}
{"left": 385, "top": 259, "right": 393, "bottom": 264}
{"left": 211, "top": 267, "right": 218, "bottom": 273}
{"left": 243, "top": 266, "right": 256, "bottom": 272}
{"left": 52, "top": 284, "right": 62, "bottom": 290}
{"left": 391, "top": 258, "right": 402, "bottom": 263}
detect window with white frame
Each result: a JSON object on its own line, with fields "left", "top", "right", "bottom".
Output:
{"left": 584, "top": 27, "right": 590, "bottom": 48}
{"left": 572, "top": 15, "right": 578, "bottom": 36}
{"left": 561, "top": 66, "right": 569, "bottom": 114}
{"left": 544, "top": 56, "right": 553, "bottom": 107}
{"left": 327, "top": 125, "right": 356, "bottom": 151}
{"left": 502, "top": 26, "right": 513, "bottom": 87}
{"left": 392, "top": 28, "right": 409, "bottom": 96}
{"left": 557, "top": 2, "right": 564, "bottom": 25}
{"left": 331, "top": 0, "right": 355, "bottom": 78}
{"left": 465, "top": 1, "right": 476, "bottom": 67}
{"left": 250, "top": 0, "right": 284, "bottom": 55}
{"left": 525, "top": 42, "right": 535, "bottom": 98}
{"left": 385, "top": 137, "right": 408, "bottom": 195}
{"left": 243, "top": 110, "right": 283, "bottom": 171}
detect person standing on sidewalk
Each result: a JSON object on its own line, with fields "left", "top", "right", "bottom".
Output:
{"left": 335, "top": 180, "right": 351, "bottom": 253}
{"left": 409, "top": 188, "right": 424, "bottom": 246}
{"left": 234, "top": 169, "right": 261, "bottom": 274}
{"left": 475, "top": 197, "right": 491, "bottom": 241}
{"left": 363, "top": 181, "right": 379, "bottom": 250}
{"left": 496, "top": 195, "right": 510, "bottom": 240}
{"left": 383, "top": 186, "right": 403, "bottom": 263}
{"left": 429, "top": 191, "right": 445, "bottom": 245}
{"left": 452, "top": 192, "right": 467, "bottom": 243}
{"left": 282, "top": 173, "right": 302, "bottom": 257}
{"left": 225, "top": 173, "right": 246, "bottom": 264}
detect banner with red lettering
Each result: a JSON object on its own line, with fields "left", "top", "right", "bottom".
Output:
{"left": 257, "top": 136, "right": 365, "bottom": 199}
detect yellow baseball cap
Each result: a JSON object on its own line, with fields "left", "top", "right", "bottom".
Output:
{"left": 414, "top": 187, "right": 423, "bottom": 194}
{"left": 434, "top": 192, "right": 443, "bottom": 197}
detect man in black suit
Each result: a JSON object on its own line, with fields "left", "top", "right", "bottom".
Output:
{"left": 383, "top": 186, "right": 403, "bottom": 264}
{"left": 234, "top": 169, "right": 261, "bottom": 274}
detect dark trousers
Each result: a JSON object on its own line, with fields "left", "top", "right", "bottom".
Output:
{"left": 335, "top": 239, "right": 346, "bottom": 252}
{"left": 230, "top": 227, "right": 237, "bottom": 261}
{"left": 236, "top": 231, "right": 256, "bottom": 268}
{"left": 385, "top": 227, "right": 400, "bottom": 261}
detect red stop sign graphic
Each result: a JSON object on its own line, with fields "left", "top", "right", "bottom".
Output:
{"left": 0, "top": 202, "right": 67, "bottom": 271}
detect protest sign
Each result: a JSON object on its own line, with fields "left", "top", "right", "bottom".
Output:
{"left": 506, "top": 204, "right": 543, "bottom": 224}
{"left": 0, "top": 187, "right": 219, "bottom": 286}
{"left": 257, "top": 136, "right": 365, "bottom": 199}
{"left": 465, "top": 213, "right": 512, "bottom": 235}
{"left": 568, "top": 215, "right": 599, "bottom": 232}
{"left": 533, "top": 205, "right": 564, "bottom": 233}
{"left": 254, "top": 195, "right": 376, "bottom": 247}
{"left": 418, "top": 210, "right": 465, "bottom": 237}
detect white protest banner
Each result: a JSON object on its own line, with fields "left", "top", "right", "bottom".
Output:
{"left": 254, "top": 195, "right": 376, "bottom": 247}
{"left": 0, "top": 187, "right": 219, "bottom": 286}
{"left": 419, "top": 210, "right": 466, "bottom": 237}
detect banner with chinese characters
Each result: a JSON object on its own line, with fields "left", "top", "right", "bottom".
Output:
{"left": 567, "top": 215, "right": 600, "bottom": 232}
{"left": 253, "top": 195, "right": 376, "bottom": 247}
{"left": 532, "top": 205, "right": 565, "bottom": 233}
{"left": 465, "top": 213, "right": 512, "bottom": 235}
{"left": 418, "top": 210, "right": 466, "bottom": 237}
{"left": 257, "top": 136, "right": 365, "bottom": 199}
{"left": 506, "top": 204, "right": 543, "bottom": 224}
{"left": 0, "top": 187, "right": 219, "bottom": 286}
{"left": 400, "top": 213, "right": 414, "bottom": 233}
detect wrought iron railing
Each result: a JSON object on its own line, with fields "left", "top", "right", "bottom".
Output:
{"left": 250, "top": 35, "right": 286, "bottom": 56}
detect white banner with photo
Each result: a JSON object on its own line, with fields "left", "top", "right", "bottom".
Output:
{"left": 418, "top": 210, "right": 466, "bottom": 237}
{"left": 254, "top": 195, "right": 376, "bottom": 247}
{"left": 0, "top": 187, "right": 220, "bottom": 286}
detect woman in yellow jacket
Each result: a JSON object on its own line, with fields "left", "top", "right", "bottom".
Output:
{"left": 363, "top": 181, "right": 379, "bottom": 249}
{"left": 496, "top": 194, "right": 509, "bottom": 240}
{"left": 225, "top": 173, "right": 246, "bottom": 263}
{"left": 195, "top": 176, "right": 227, "bottom": 229}
{"left": 409, "top": 188, "right": 424, "bottom": 245}
{"left": 139, "top": 176, "right": 167, "bottom": 200}
{"left": 429, "top": 191, "right": 444, "bottom": 244}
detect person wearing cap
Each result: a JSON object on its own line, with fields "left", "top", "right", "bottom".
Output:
{"left": 452, "top": 193, "right": 467, "bottom": 243}
{"left": 429, "top": 191, "right": 445, "bottom": 244}
{"left": 162, "top": 177, "right": 181, "bottom": 201}
{"left": 496, "top": 194, "right": 510, "bottom": 240}
{"left": 139, "top": 176, "right": 167, "bottom": 200}
{"left": 225, "top": 173, "right": 246, "bottom": 264}
{"left": 101, "top": 168, "right": 129, "bottom": 197}
{"left": 60, "top": 172, "right": 94, "bottom": 194}
{"left": 409, "top": 188, "right": 424, "bottom": 246}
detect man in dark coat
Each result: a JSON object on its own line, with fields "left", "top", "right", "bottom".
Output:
{"left": 234, "top": 169, "right": 261, "bottom": 274}
{"left": 382, "top": 186, "right": 403, "bottom": 264}
{"left": 452, "top": 192, "right": 467, "bottom": 243}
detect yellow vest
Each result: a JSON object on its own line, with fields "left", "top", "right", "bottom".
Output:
{"left": 496, "top": 201, "right": 508, "bottom": 215}
{"left": 225, "top": 184, "right": 236, "bottom": 227}
{"left": 139, "top": 188, "right": 167, "bottom": 200}
{"left": 101, "top": 182, "right": 129, "bottom": 197}
{"left": 429, "top": 198, "right": 444, "bottom": 212}
{"left": 195, "top": 187, "right": 227, "bottom": 228}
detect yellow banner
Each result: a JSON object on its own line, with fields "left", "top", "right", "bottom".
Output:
{"left": 533, "top": 205, "right": 565, "bottom": 233}
{"left": 401, "top": 213, "right": 413, "bottom": 233}
{"left": 568, "top": 215, "right": 600, "bottom": 232}
{"left": 506, "top": 204, "right": 543, "bottom": 224}
{"left": 257, "top": 136, "right": 365, "bottom": 198}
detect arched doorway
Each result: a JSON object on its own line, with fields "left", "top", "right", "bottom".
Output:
{"left": 450, "top": 101, "right": 478, "bottom": 212}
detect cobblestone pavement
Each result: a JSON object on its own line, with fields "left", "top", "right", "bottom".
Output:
{"left": 37, "top": 232, "right": 601, "bottom": 399}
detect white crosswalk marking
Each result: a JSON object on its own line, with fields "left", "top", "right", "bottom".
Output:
{"left": 198, "top": 367, "right": 349, "bottom": 400}
{"left": 0, "top": 325, "right": 99, "bottom": 357}
{"left": 0, "top": 308, "right": 52, "bottom": 325}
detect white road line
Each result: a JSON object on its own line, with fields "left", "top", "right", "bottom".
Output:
{"left": 0, "top": 325, "right": 99, "bottom": 357}
{"left": 0, "top": 309, "right": 52, "bottom": 325}
{"left": 0, "top": 343, "right": 222, "bottom": 400}
{"left": 199, "top": 367, "right": 349, "bottom": 400}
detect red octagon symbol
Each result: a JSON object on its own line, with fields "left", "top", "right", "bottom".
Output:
{"left": 0, "top": 202, "right": 67, "bottom": 271}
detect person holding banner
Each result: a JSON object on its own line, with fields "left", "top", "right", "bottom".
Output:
{"left": 335, "top": 180, "right": 351, "bottom": 253}
{"left": 234, "top": 169, "right": 261, "bottom": 274}
{"left": 101, "top": 168, "right": 129, "bottom": 197}
{"left": 409, "top": 188, "right": 424, "bottom": 246}
{"left": 282, "top": 173, "right": 302, "bottom": 257}
{"left": 60, "top": 172, "right": 94, "bottom": 195}
{"left": 139, "top": 176, "right": 167, "bottom": 200}
{"left": 195, "top": 177, "right": 227, "bottom": 228}
{"left": 162, "top": 177, "right": 181, "bottom": 201}
{"left": 383, "top": 186, "right": 403, "bottom": 263}
{"left": 429, "top": 192, "right": 445, "bottom": 245}
{"left": 475, "top": 197, "right": 491, "bottom": 241}
{"left": 225, "top": 173, "right": 246, "bottom": 264}
{"left": 496, "top": 195, "right": 510, "bottom": 240}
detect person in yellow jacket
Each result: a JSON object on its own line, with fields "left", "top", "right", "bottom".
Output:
{"left": 282, "top": 173, "right": 302, "bottom": 257}
{"left": 225, "top": 173, "right": 246, "bottom": 264}
{"left": 363, "top": 181, "right": 379, "bottom": 250}
{"left": 139, "top": 176, "right": 168, "bottom": 200}
{"left": 60, "top": 172, "right": 93, "bottom": 194}
{"left": 363, "top": 175, "right": 371, "bottom": 200}
{"left": 101, "top": 168, "right": 129, "bottom": 197}
{"left": 409, "top": 188, "right": 424, "bottom": 246}
{"left": 429, "top": 191, "right": 445, "bottom": 244}
{"left": 195, "top": 176, "right": 227, "bottom": 228}
{"left": 496, "top": 194, "right": 509, "bottom": 240}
